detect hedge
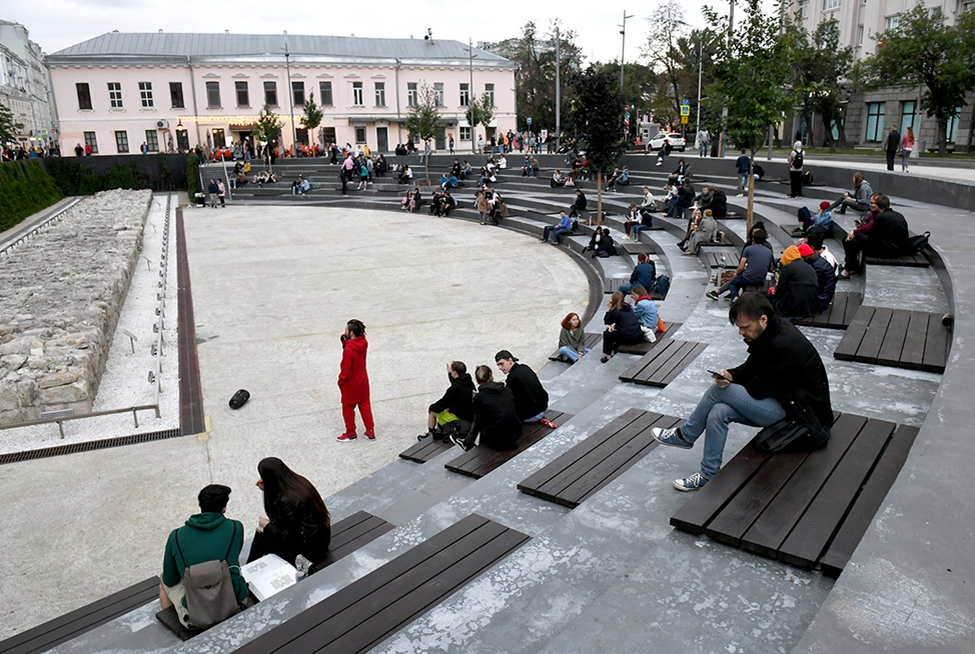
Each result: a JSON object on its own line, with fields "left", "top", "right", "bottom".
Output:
{"left": 0, "top": 160, "right": 64, "bottom": 232}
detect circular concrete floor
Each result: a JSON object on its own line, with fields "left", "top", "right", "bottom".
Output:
{"left": 0, "top": 205, "right": 589, "bottom": 637}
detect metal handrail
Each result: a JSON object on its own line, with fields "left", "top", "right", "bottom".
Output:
{"left": 0, "top": 197, "right": 81, "bottom": 257}
{"left": 0, "top": 404, "right": 160, "bottom": 438}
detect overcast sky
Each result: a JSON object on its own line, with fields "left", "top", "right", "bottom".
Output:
{"left": 7, "top": 0, "right": 719, "bottom": 65}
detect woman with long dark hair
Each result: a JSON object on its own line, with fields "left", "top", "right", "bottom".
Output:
{"left": 246, "top": 457, "right": 331, "bottom": 567}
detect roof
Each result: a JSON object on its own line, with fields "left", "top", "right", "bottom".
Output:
{"left": 47, "top": 32, "right": 516, "bottom": 68}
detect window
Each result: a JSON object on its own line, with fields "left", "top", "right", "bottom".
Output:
{"left": 885, "top": 14, "right": 901, "bottom": 32}
{"left": 352, "top": 81, "right": 363, "bottom": 106}
{"left": 139, "top": 82, "right": 153, "bottom": 108}
{"left": 264, "top": 81, "right": 278, "bottom": 106}
{"left": 857, "top": 25, "right": 864, "bottom": 47}
{"left": 374, "top": 82, "right": 385, "bottom": 106}
{"left": 319, "top": 81, "right": 333, "bottom": 106}
{"left": 865, "top": 102, "right": 885, "bottom": 142}
{"left": 355, "top": 126, "right": 366, "bottom": 144}
{"left": 145, "top": 130, "right": 158, "bottom": 152}
{"left": 797, "top": 0, "right": 810, "bottom": 19}
{"left": 434, "top": 82, "right": 445, "bottom": 107}
{"left": 460, "top": 83, "right": 470, "bottom": 107}
{"left": 324, "top": 126, "right": 336, "bottom": 143}
{"left": 947, "top": 106, "right": 962, "bottom": 142}
{"left": 484, "top": 83, "right": 495, "bottom": 107}
{"left": 212, "top": 128, "right": 226, "bottom": 148}
{"left": 83, "top": 131, "right": 98, "bottom": 153}
{"left": 176, "top": 128, "right": 189, "bottom": 151}
{"left": 407, "top": 82, "right": 418, "bottom": 107}
{"left": 170, "top": 82, "right": 185, "bottom": 109}
{"left": 460, "top": 126, "right": 471, "bottom": 141}
{"left": 235, "top": 81, "right": 249, "bottom": 107}
{"left": 206, "top": 81, "right": 221, "bottom": 108}
{"left": 115, "top": 130, "right": 129, "bottom": 153}
{"left": 901, "top": 101, "right": 917, "bottom": 131}
{"left": 108, "top": 82, "right": 123, "bottom": 109}
{"left": 822, "top": 0, "right": 840, "bottom": 10}
{"left": 293, "top": 81, "right": 304, "bottom": 106}
{"left": 296, "top": 128, "right": 308, "bottom": 145}
{"left": 76, "top": 83, "right": 92, "bottom": 110}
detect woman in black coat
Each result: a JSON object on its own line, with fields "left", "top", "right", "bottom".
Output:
{"left": 247, "top": 458, "right": 331, "bottom": 569}
{"left": 601, "top": 292, "right": 644, "bottom": 363}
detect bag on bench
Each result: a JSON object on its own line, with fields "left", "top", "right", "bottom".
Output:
{"left": 174, "top": 523, "right": 241, "bottom": 629}
{"left": 903, "top": 231, "right": 931, "bottom": 255}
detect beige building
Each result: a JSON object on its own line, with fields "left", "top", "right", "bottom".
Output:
{"left": 788, "top": 0, "right": 973, "bottom": 151}
{"left": 0, "top": 19, "right": 58, "bottom": 151}
{"left": 47, "top": 32, "right": 517, "bottom": 156}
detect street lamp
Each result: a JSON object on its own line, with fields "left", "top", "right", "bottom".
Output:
{"left": 464, "top": 39, "right": 478, "bottom": 154}
{"left": 281, "top": 41, "right": 297, "bottom": 155}
{"left": 620, "top": 11, "right": 635, "bottom": 93}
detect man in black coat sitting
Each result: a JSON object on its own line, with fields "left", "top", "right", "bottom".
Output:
{"left": 419, "top": 361, "right": 476, "bottom": 441}
{"left": 449, "top": 365, "right": 522, "bottom": 452}
{"left": 495, "top": 350, "right": 549, "bottom": 423}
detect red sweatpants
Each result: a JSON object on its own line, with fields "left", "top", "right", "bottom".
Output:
{"left": 342, "top": 402, "right": 374, "bottom": 433}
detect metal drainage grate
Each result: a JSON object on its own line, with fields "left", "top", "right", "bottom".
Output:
{"left": 0, "top": 428, "right": 183, "bottom": 466}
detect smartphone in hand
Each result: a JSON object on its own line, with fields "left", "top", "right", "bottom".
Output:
{"left": 707, "top": 369, "right": 730, "bottom": 382}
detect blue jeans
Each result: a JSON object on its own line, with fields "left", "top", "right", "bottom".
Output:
{"left": 618, "top": 283, "right": 635, "bottom": 295}
{"left": 727, "top": 273, "right": 750, "bottom": 299}
{"left": 700, "top": 142, "right": 708, "bottom": 157}
{"left": 524, "top": 410, "right": 547, "bottom": 423}
{"left": 543, "top": 225, "right": 558, "bottom": 241}
{"left": 558, "top": 346, "right": 590, "bottom": 362}
{"left": 552, "top": 227, "right": 572, "bottom": 244}
{"left": 632, "top": 224, "right": 652, "bottom": 240}
{"left": 679, "top": 383, "right": 786, "bottom": 479}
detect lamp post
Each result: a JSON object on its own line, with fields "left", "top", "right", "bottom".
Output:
{"left": 620, "top": 11, "right": 635, "bottom": 93}
{"left": 282, "top": 41, "right": 297, "bottom": 154}
{"left": 555, "top": 26, "right": 561, "bottom": 147}
{"left": 465, "top": 39, "right": 478, "bottom": 154}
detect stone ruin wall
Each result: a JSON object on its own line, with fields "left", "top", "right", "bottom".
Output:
{"left": 0, "top": 189, "right": 153, "bottom": 425}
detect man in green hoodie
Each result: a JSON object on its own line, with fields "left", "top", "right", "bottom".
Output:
{"left": 159, "top": 484, "right": 248, "bottom": 627}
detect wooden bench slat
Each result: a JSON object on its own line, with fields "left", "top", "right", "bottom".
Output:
{"left": 657, "top": 342, "right": 709, "bottom": 386}
{"left": 399, "top": 436, "right": 454, "bottom": 463}
{"left": 615, "top": 322, "right": 681, "bottom": 356}
{"left": 776, "top": 418, "right": 897, "bottom": 570}
{"left": 835, "top": 307, "right": 948, "bottom": 373}
{"left": 833, "top": 305, "right": 873, "bottom": 360}
{"left": 900, "top": 311, "right": 929, "bottom": 368}
{"left": 820, "top": 425, "right": 920, "bottom": 577}
{"left": 795, "top": 293, "right": 862, "bottom": 330}
{"left": 443, "top": 411, "right": 570, "bottom": 479}
{"left": 864, "top": 253, "right": 930, "bottom": 267}
{"left": 877, "top": 308, "right": 912, "bottom": 363}
{"left": 855, "top": 306, "right": 893, "bottom": 362}
{"left": 921, "top": 312, "right": 949, "bottom": 371}
{"left": 548, "top": 333, "right": 603, "bottom": 360}
{"left": 317, "top": 515, "right": 396, "bottom": 567}
{"left": 738, "top": 413, "right": 868, "bottom": 559}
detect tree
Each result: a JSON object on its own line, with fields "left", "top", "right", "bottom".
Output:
{"left": 252, "top": 104, "right": 284, "bottom": 172}
{"left": 642, "top": 1, "right": 695, "bottom": 129}
{"left": 569, "top": 66, "right": 625, "bottom": 223}
{"left": 0, "top": 101, "right": 24, "bottom": 148}
{"left": 466, "top": 93, "right": 494, "bottom": 154}
{"left": 592, "top": 60, "right": 658, "bottom": 141}
{"left": 705, "top": 0, "right": 795, "bottom": 232}
{"left": 404, "top": 83, "right": 440, "bottom": 184}
{"left": 301, "top": 92, "right": 323, "bottom": 151}
{"left": 860, "top": 6, "right": 975, "bottom": 156}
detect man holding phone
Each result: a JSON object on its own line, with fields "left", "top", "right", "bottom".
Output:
{"left": 651, "top": 294, "right": 832, "bottom": 491}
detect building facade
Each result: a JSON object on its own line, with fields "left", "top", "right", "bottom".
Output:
{"left": 0, "top": 20, "right": 58, "bottom": 151}
{"left": 47, "top": 32, "right": 517, "bottom": 156}
{"left": 789, "top": 0, "right": 973, "bottom": 152}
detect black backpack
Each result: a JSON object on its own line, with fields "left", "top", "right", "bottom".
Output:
{"left": 792, "top": 150, "right": 804, "bottom": 169}
{"left": 903, "top": 231, "right": 931, "bottom": 255}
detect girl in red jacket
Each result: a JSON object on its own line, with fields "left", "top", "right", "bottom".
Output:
{"left": 337, "top": 319, "right": 375, "bottom": 441}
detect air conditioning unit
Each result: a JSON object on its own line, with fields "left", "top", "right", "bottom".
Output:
{"left": 156, "top": 119, "right": 169, "bottom": 129}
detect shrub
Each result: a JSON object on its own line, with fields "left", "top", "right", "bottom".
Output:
{"left": 0, "top": 160, "right": 64, "bottom": 232}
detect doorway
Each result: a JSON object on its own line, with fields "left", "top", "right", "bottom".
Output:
{"left": 435, "top": 126, "right": 446, "bottom": 151}
{"left": 376, "top": 127, "right": 388, "bottom": 153}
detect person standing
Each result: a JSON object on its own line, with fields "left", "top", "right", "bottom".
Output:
{"left": 336, "top": 319, "right": 375, "bottom": 441}
{"left": 207, "top": 179, "right": 219, "bottom": 208}
{"left": 735, "top": 149, "right": 751, "bottom": 197}
{"left": 448, "top": 134, "right": 455, "bottom": 154}
{"left": 885, "top": 124, "right": 901, "bottom": 172}
{"left": 698, "top": 128, "right": 710, "bottom": 158}
{"left": 74, "top": 143, "right": 84, "bottom": 157}
{"left": 216, "top": 179, "right": 226, "bottom": 207}
{"left": 787, "top": 141, "right": 804, "bottom": 198}
{"left": 901, "top": 126, "right": 914, "bottom": 172}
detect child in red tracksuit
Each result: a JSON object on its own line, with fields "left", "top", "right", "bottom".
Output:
{"left": 336, "top": 319, "right": 375, "bottom": 441}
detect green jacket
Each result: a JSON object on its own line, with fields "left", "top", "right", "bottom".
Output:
{"left": 162, "top": 512, "right": 248, "bottom": 604}
{"left": 559, "top": 326, "right": 586, "bottom": 353}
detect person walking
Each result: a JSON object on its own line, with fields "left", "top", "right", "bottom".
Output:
{"left": 336, "top": 319, "right": 375, "bottom": 441}
{"left": 885, "top": 124, "right": 901, "bottom": 172}
{"left": 901, "top": 127, "right": 914, "bottom": 172}
{"left": 216, "top": 179, "right": 226, "bottom": 207}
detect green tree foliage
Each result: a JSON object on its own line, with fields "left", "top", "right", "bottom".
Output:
{"left": 592, "top": 61, "right": 658, "bottom": 140}
{"left": 44, "top": 158, "right": 156, "bottom": 196}
{"left": 0, "top": 160, "right": 63, "bottom": 231}
{"left": 466, "top": 93, "right": 494, "bottom": 153}
{"left": 252, "top": 104, "right": 284, "bottom": 170}
{"left": 569, "top": 67, "right": 625, "bottom": 223}
{"left": 705, "top": 0, "right": 794, "bottom": 230}
{"left": 301, "top": 92, "right": 324, "bottom": 142}
{"left": 404, "top": 83, "right": 441, "bottom": 184}
{"left": 642, "top": 0, "right": 696, "bottom": 128}
{"left": 0, "top": 101, "right": 24, "bottom": 147}
{"left": 859, "top": 6, "right": 975, "bottom": 156}
{"left": 186, "top": 151, "right": 200, "bottom": 196}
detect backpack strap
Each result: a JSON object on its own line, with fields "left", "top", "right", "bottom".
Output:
{"left": 224, "top": 521, "right": 239, "bottom": 561}
{"left": 173, "top": 520, "right": 239, "bottom": 572}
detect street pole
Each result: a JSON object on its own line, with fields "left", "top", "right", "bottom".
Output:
{"left": 695, "top": 37, "right": 703, "bottom": 135}
{"left": 284, "top": 42, "right": 297, "bottom": 155}
{"left": 470, "top": 38, "right": 476, "bottom": 154}
{"left": 718, "top": 0, "right": 735, "bottom": 158}
{"left": 555, "top": 26, "right": 561, "bottom": 147}
{"left": 620, "top": 11, "right": 634, "bottom": 92}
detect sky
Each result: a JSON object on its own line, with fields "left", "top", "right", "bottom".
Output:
{"left": 6, "top": 0, "right": 719, "bottom": 65}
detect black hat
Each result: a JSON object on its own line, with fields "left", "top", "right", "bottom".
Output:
{"left": 494, "top": 350, "right": 518, "bottom": 363}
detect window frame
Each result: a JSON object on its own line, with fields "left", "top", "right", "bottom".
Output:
{"left": 459, "top": 83, "right": 470, "bottom": 107}
{"left": 212, "top": 128, "right": 226, "bottom": 149}
{"left": 352, "top": 81, "right": 364, "bottom": 106}
{"left": 374, "top": 82, "right": 386, "bottom": 107}
{"left": 484, "top": 83, "right": 495, "bottom": 108}
{"left": 460, "top": 126, "right": 472, "bottom": 141}
{"left": 354, "top": 126, "right": 367, "bottom": 144}
{"left": 206, "top": 81, "right": 221, "bottom": 108}
{"left": 139, "top": 82, "right": 154, "bottom": 108}
{"left": 235, "top": 81, "right": 249, "bottom": 107}
{"left": 319, "top": 81, "right": 333, "bottom": 106}
{"left": 108, "top": 82, "right": 123, "bottom": 109}
{"left": 76, "top": 83, "right": 92, "bottom": 110}
{"left": 145, "top": 130, "right": 159, "bottom": 152}
{"left": 947, "top": 106, "right": 962, "bottom": 142}
{"left": 407, "top": 82, "right": 418, "bottom": 107}
{"left": 900, "top": 100, "right": 917, "bottom": 132}
{"left": 822, "top": 0, "right": 840, "bottom": 10}
{"left": 83, "top": 131, "right": 98, "bottom": 153}
{"left": 434, "top": 82, "right": 445, "bottom": 107}
{"left": 264, "top": 81, "right": 278, "bottom": 107}
{"left": 169, "top": 82, "right": 185, "bottom": 109}
{"left": 175, "top": 128, "right": 189, "bottom": 151}
{"left": 292, "top": 81, "right": 305, "bottom": 106}
{"left": 115, "top": 130, "right": 129, "bottom": 153}
{"left": 885, "top": 14, "right": 901, "bottom": 32}
{"left": 865, "top": 101, "right": 886, "bottom": 142}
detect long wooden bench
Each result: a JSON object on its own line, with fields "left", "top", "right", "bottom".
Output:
{"left": 548, "top": 332, "right": 603, "bottom": 360}
{"left": 444, "top": 410, "right": 571, "bottom": 479}
{"left": 399, "top": 434, "right": 455, "bottom": 464}
{"left": 603, "top": 277, "right": 667, "bottom": 301}
{"left": 616, "top": 321, "right": 680, "bottom": 355}
{"left": 518, "top": 409, "right": 682, "bottom": 508}
{"left": 794, "top": 292, "right": 862, "bottom": 329}
{"left": 0, "top": 576, "right": 160, "bottom": 654}
{"left": 701, "top": 248, "right": 741, "bottom": 269}
{"left": 156, "top": 511, "right": 395, "bottom": 640}
{"left": 617, "top": 339, "right": 708, "bottom": 387}
{"left": 670, "top": 412, "right": 919, "bottom": 575}
{"left": 863, "top": 252, "right": 930, "bottom": 268}
{"left": 231, "top": 514, "right": 529, "bottom": 654}
{"left": 834, "top": 306, "right": 949, "bottom": 373}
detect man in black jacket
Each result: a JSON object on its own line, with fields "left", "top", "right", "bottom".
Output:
{"left": 841, "top": 194, "right": 909, "bottom": 276}
{"left": 651, "top": 293, "right": 831, "bottom": 491}
{"left": 772, "top": 244, "right": 821, "bottom": 319}
{"left": 419, "top": 361, "right": 476, "bottom": 441}
{"left": 698, "top": 184, "right": 727, "bottom": 218}
{"left": 568, "top": 189, "right": 588, "bottom": 220}
{"left": 495, "top": 350, "right": 549, "bottom": 423}
{"left": 885, "top": 124, "right": 901, "bottom": 171}
{"left": 450, "top": 365, "right": 522, "bottom": 451}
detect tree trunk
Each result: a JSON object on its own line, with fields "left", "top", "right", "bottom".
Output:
{"left": 424, "top": 154, "right": 430, "bottom": 185}
{"left": 597, "top": 171, "right": 603, "bottom": 225}
{"left": 746, "top": 154, "right": 755, "bottom": 235}
{"left": 939, "top": 118, "right": 948, "bottom": 157}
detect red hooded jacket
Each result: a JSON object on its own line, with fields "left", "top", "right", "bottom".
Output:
{"left": 338, "top": 336, "right": 370, "bottom": 404}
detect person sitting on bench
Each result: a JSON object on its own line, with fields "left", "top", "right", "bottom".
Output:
{"left": 686, "top": 208, "right": 718, "bottom": 256}
{"left": 451, "top": 159, "right": 462, "bottom": 178}
{"left": 160, "top": 485, "right": 248, "bottom": 628}
{"left": 672, "top": 159, "right": 693, "bottom": 184}
{"left": 419, "top": 361, "right": 476, "bottom": 440}
{"left": 771, "top": 243, "right": 820, "bottom": 319}
{"left": 521, "top": 155, "right": 533, "bottom": 177}
{"left": 439, "top": 172, "right": 460, "bottom": 189}
{"left": 558, "top": 312, "right": 591, "bottom": 363}
{"left": 652, "top": 293, "right": 832, "bottom": 490}
{"left": 639, "top": 186, "right": 657, "bottom": 217}
{"left": 799, "top": 201, "right": 833, "bottom": 234}
{"left": 541, "top": 211, "right": 573, "bottom": 244}
{"left": 623, "top": 204, "right": 642, "bottom": 239}
{"left": 666, "top": 178, "right": 695, "bottom": 217}
{"left": 630, "top": 285, "right": 659, "bottom": 335}
{"left": 495, "top": 350, "right": 549, "bottom": 423}
{"left": 398, "top": 164, "right": 413, "bottom": 185}
{"left": 437, "top": 190, "right": 456, "bottom": 217}
{"left": 617, "top": 166, "right": 630, "bottom": 186}
{"left": 696, "top": 184, "right": 727, "bottom": 218}
{"left": 585, "top": 228, "right": 617, "bottom": 257}
{"left": 568, "top": 189, "right": 588, "bottom": 220}
{"left": 839, "top": 193, "right": 909, "bottom": 279}
{"left": 600, "top": 291, "right": 644, "bottom": 363}
{"left": 449, "top": 365, "right": 522, "bottom": 452}
{"left": 550, "top": 169, "right": 566, "bottom": 188}
{"left": 605, "top": 167, "right": 622, "bottom": 192}
{"left": 829, "top": 172, "right": 873, "bottom": 215}
{"left": 246, "top": 458, "right": 331, "bottom": 569}
{"left": 619, "top": 252, "right": 656, "bottom": 295}
{"left": 706, "top": 229, "right": 775, "bottom": 301}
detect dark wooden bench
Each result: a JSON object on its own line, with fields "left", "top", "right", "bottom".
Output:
{"left": 518, "top": 409, "right": 682, "bottom": 508}
{"left": 616, "top": 321, "right": 681, "bottom": 355}
{"left": 670, "top": 412, "right": 920, "bottom": 575}
{"left": 863, "top": 252, "right": 930, "bottom": 268}
{"left": 231, "top": 514, "right": 529, "bottom": 654}
{"left": 444, "top": 410, "right": 572, "bottom": 479}
{"left": 701, "top": 248, "right": 741, "bottom": 269}
{"left": 794, "top": 292, "right": 863, "bottom": 329}
{"left": 621, "top": 241, "right": 660, "bottom": 255}
{"left": 0, "top": 576, "right": 160, "bottom": 654}
{"left": 548, "top": 332, "right": 603, "bottom": 360}
{"left": 399, "top": 434, "right": 456, "bottom": 463}
{"left": 156, "top": 511, "right": 395, "bottom": 640}
{"left": 603, "top": 277, "right": 667, "bottom": 301}
{"left": 617, "top": 339, "right": 708, "bottom": 386}
{"left": 834, "top": 306, "right": 949, "bottom": 373}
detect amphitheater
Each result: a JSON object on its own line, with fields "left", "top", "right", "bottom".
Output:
{"left": 0, "top": 150, "right": 972, "bottom": 654}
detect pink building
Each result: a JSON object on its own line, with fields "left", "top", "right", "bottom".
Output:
{"left": 47, "top": 32, "right": 517, "bottom": 155}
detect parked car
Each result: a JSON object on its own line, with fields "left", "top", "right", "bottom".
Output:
{"left": 647, "top": 132, "right": 687, "bottom": 152}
